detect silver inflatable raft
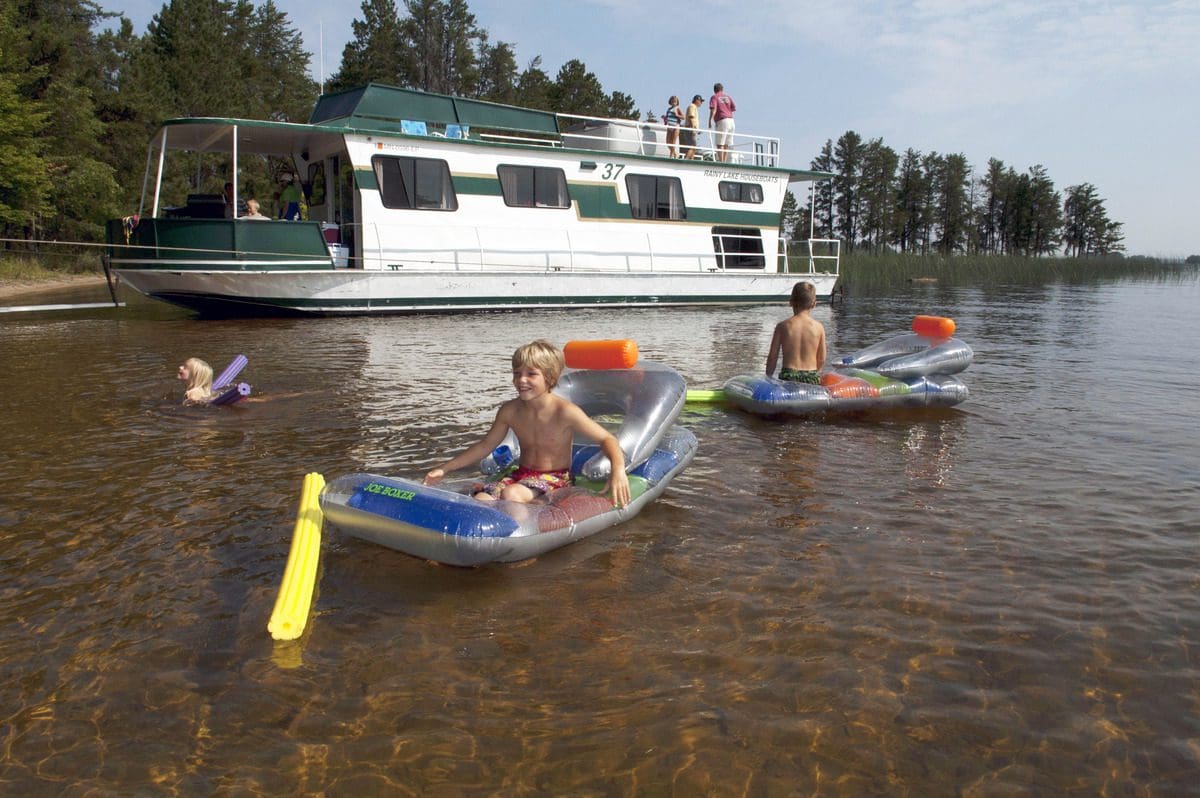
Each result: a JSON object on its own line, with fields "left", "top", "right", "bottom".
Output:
{"left": 320, "top": 358, "right": 696, "bottom": 566}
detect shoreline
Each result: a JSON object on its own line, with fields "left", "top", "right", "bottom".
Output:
{"left": 0, "top": 274, "right": 110, "bottom": 300}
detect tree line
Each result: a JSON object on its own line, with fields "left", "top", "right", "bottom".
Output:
{"left": 0, "top": 0, "right": 636, "bottom": 247}
{"left": 782, "top": 131, "right": 1123, "bottom": 257}
{"left": 2, "top": 0, "right": 1122, "bottom": 262}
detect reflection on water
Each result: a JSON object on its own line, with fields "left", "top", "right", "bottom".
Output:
{"left": 1, "top": 278, "right": 1198, "bottom": 793}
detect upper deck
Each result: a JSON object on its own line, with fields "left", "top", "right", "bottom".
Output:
{"left": 306, "top": 83, "right": 828, "bottom": 179}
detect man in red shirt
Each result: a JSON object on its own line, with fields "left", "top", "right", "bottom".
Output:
{"left": 708, "top": 83, "right": 737, "bottom": 163}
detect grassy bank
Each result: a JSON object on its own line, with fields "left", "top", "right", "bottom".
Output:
{"left": 0, "top": 250, "right": 101, "bottom": 282}
{"left": 833, "top": 253, "right": 1194, "bottom": 291}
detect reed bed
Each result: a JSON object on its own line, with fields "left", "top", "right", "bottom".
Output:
{"left": 833, "top": 253, "right": 1194, "bottom": 291}
{"left": 2, "top": 245, "right": 1193, "bottom": 290}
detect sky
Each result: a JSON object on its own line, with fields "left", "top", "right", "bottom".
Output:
{"left": 108, "top": 0, "right": 1199, "bottom": 257}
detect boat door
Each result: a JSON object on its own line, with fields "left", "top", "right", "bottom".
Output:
{"left": 711, "top": 226, "right": 765, "bottom": 270}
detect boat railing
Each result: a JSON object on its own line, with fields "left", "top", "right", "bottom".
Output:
{"left": 340, "top": 221, "right": 836, "bottom": 275}
{"left": 778, "top": 237, "right": 841, "bottom": 275}
{"left": 105, "top": 216, "right": 840, "bottom": 277}
{"left": 554, "top": 112, "right": 782, "bottom": 167}
{"left": 476, "top": 132, "right": 560, "bottom": 148}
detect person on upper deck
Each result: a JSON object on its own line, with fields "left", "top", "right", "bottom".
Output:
{"left": 664, "top": 95, "right": 684, "bottom": 158}
{"left": 682, "top": 95, "right": 703, "bottom": 159}
{"left": 708, "top": 83, "right": 737, "bottom": 163}
{"left": 766, "top": 282, "right": 827, "bottom": 384}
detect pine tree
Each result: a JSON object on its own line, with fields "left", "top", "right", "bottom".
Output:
{"left": 16, "top": 0, "right": 122, "bottom": 241}
{"left": 474, "top": 32, "right": 517, "bottom": 102}
{"left": 808, "top": 139, "right": 834, "bottom": 240}
{"left": 858, "top": 137, "right": 897, "bottom": 253}
{"left": 550, "top": 59, "right": 608, "bottom": 118}
{"left": 894, "top": 148, "right": 925, "bottom": 254}
{"left": 0, "top": 0, "right": 52, "bottom": 238}
{"left": 330, "top": 0, "right": 408, "bottom": 91}
{"left": 933, "top": 153, "right": 971, "bottom": 255}
{"left": 402, "top": 0, "right": 480, "bottom": 95}
{"left": 832, "top": 131, "right": 863, "bottom": 252}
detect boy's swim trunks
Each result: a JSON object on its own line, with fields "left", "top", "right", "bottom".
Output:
{"left": 779, "top": 368, "right": 821, "bottom": 384}
{"left": 480, "top": 466, "right": 572, "bottom": 498}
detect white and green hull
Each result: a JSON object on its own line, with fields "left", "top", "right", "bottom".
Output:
{"left": 115, "top": 266, "right": 838, "bottom": 315}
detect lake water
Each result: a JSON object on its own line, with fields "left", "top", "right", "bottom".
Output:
{"left": 1, "top": 274, "right": 1197, "bottom": 794}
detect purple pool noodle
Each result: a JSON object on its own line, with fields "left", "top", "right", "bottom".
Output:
{"left": 212, "top": 354, "right": 248, "bottom": 391}
{"left": 210, "top": 382, "right": 251, "bottom": 406}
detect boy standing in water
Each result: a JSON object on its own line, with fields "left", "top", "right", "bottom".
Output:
{"left": 424, "top": 340, "right": 631, "bottom": 507}
{"left": 765, "top": 282, "right": 827, "bottom": 384}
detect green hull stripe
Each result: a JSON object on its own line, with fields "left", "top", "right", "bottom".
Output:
{"left": 355, "top": 169, "right": 779, "bottom": 227}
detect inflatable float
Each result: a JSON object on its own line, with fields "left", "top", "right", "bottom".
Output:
{"left": 210, "top": 354, "right": 252, "bottom": 405}
{"left": 319, "top": 340, "right": 697, "bottom": 566}
{"left": 719, "top": 315, "right": 972, "bottom": 417}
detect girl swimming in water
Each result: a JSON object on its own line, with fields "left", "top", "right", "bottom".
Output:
{"left": 177, "top": 357, "right": 214, "bottom": 404}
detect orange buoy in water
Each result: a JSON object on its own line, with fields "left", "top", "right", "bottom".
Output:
{"left": 912, "top": 315, "right": 956, "bottom": 339}
{"left": 563, "top": 339, "right": 639, "bottom": 370}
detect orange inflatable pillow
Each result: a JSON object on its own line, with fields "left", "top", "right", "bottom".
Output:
{"left": 563, "top": 339, "right": 639, "bottom": 370}
{"left": 912, "top": 315, "right": 955, "bottom": 339}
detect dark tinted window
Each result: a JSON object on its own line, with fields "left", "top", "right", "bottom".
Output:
{"left": 718, "top": 181, "right": 764, "bottom": 203}
{"left": 498, "top": 165, "right": 570, "bottom": 208}
{"left": 372, "top": 156, "right": 458, "bottom": 210}
{"left": 625, "top": 174, "right": 686, "bottom": 220}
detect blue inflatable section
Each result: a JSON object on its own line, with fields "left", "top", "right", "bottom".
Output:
{"left": 346, "top": 476, "right": 519, "bottom": 538}
{"left": 630, "top": 448, "right": 679, "bottom": 483}
{"left": 563, "top": 443, "right": 679, "bottom": 483}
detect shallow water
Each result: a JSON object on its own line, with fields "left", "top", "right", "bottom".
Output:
{"left": 1, "top": 275, "right": 1197, "bottom": 794}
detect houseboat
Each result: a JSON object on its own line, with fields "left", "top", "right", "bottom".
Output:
{"left": 104, "top": 84, "right": 840, "bottom": 316}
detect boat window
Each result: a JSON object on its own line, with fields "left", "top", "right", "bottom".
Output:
{"left": 497, "top": 165, "right": 571, "bottom": 208}
{"left": 711, "top": 226, "right": 765, "bottom": 269}
{"left": 307, "top": 162, "right": 326, "bottom": 207}
{"left": 371, "top": 155, "right": 458, "bottom": 211}
{"left": 625, "top": 174, "right": 687, "bottom": 221}
{"left": 718, "top": 181, "right": 763, "bottom": 204}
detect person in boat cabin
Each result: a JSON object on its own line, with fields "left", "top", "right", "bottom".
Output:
{"left": 223, "top": 183, "right": 235, "bottom": 218}
{"left": 664, "top": 95, "right": 683, "bottom": 157}
{"left": 682, "top": 94, "right": 703, "bottom": 159}
{"left": 765, "top": 282, "right": 828, "bottom": 385}
{"left": 240, "top": 199, "right": 269, "bottom": 220}
{"left": 423, "top": 340, "right": 631, "bottom": 507}
{"left": 178, "top": 357, "right": 214, "bottom": 404}
{"left": 277, "top": 173, "right": 304, "bottom": 220}
{"left": 708, "top": 82, "right": 737, "bottom": 163}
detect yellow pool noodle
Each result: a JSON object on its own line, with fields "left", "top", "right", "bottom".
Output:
{"left": 268, "top": 472, "right": 325, "bottom": 641}
{"left": 685, "top": 389, "right": 726, "bottom": 403}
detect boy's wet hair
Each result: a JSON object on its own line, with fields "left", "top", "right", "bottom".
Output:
{"left": 512, "top": 339, "right": 564, "bottom": 388}
{"left": 790, "top": 281, "right": 817, "bottom": 311}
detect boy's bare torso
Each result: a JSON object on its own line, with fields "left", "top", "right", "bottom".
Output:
{"left": 776, "top": 312, "right": 825, "bottom": 371}
{"left": 499, "top": 393, "right": 578, "bottom": 471}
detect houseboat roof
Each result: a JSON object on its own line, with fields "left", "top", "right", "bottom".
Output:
{"left": 309, "top": 83, "right": 561, "bottom": 138}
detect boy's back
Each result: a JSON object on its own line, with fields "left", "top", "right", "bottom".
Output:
{"left": 773, "top": 312, "right": 826, "bottom": 371}
{"left": 766, "top": 282, "right": 827, "bottom": 379}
